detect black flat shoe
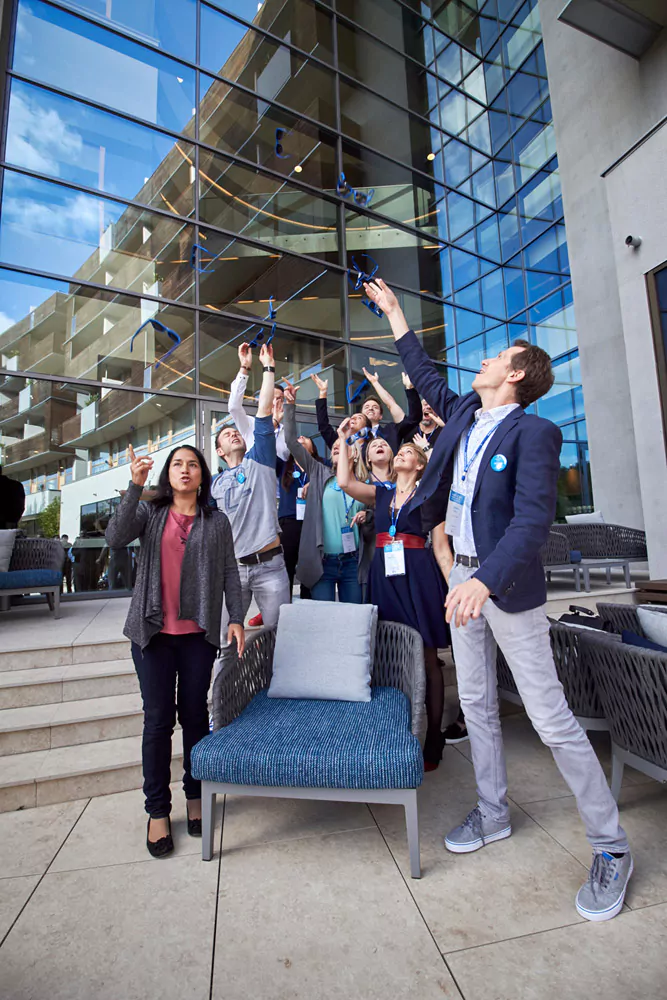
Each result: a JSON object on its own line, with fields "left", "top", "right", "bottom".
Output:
{"left": 146, "top": 816, "right": 174, "bottom": 858}
{"left": 187, "top": 816, "right": 202, "bottom": 838}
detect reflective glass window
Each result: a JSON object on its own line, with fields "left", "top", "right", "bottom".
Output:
{"left": 205, "top": 0, "right": 332, "bottom": 46}
{"left": 199, "top": 75, "right": 337, "bottom": 188}
{"left": 344, "top": 219, "right": 445, "bottom": 298}
{"left": 0, "top": 268, "right": 195, "bottom": 392}
{"left": 14, "top": 1, "right": 196, "bottom": 135}
{"left": 57, "top": 0, "right": 196, "bottom": 61}
{"left": 200, "top": 6, "right": 336, "bottom": 125}
{"left": 199, "top": 148, "right": 338, "bottom": 257}
{"left": 199, "top": 313, "right": 346, "bottom": 406}
{"left": 336, "top": 0, "right": 429, "bottom": 65}
{"left": 0, "top": 171, "right": 196, "bottom": 303}
{"left": 5, "top": 80, "right": 195, "bottom": 218}
{"left": 349, "top": 288, "right": 449, "bottom": 358}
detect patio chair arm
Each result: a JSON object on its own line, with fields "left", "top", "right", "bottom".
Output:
{"left": 10, "top": 538, "right": 65, "bottom": 573}
{"left": 372, "top": 621, "right": 427, "bottom": 739}
{"left": 541, "top": 530, "right": 569, "bottom": 566}
{"left": 212, "top": 626, "right": 276, "bottom": 730}
{"left": 596, "top": 602, "right": 641, "bottom": 636}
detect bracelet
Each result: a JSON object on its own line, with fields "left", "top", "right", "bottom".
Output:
{"left": 240, "top": 366, "right": 251, "bottom": 374}
{"left": 263, "top": 365, "right": 276, "bottom": 373}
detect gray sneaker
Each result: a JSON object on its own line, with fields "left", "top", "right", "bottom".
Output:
{"left": 576, "top": 850, "right": 633, "bottom": 921}
{"left": 444, "top": 806, "right": 512, "bottom": 854}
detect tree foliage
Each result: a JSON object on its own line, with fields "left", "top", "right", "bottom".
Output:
{"left": 37, "top": 496, "right": 61, "bottom": 538}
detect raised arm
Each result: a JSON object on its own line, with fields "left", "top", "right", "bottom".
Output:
{"left": 228, "top": 342, "right": 255, "bottom": 446}
{"left": 336, "top": 419, "right": 376, "bottom": 505}
{"left": 282, "top": 390, "right": 320, "bottom": 474}
{"left": 310, "top": 373, "right": 338, "bottom": 450}
{"left": 362, "top": 367, "right": 404, "bottom": 423}
{"left": 363, "top": 279, "right": 461, "bottom": 421}
{"left": 105, "top": 445, "right": 152, "bottom": 548}
{"left": 256, "top": 343, "right": 276, "bottom": 417}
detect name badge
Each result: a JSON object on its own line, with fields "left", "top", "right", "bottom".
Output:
{"left": 384, "top": 540, "right": 406, "bottom": 577}
{"left": 445, "top": 489, "right": 465, "bottom": 535}
{"left": 296, "top": 498, "right": 306, "bottom": 521}
{"left": 341, "top": 526, "right": 356, "bottom": 553}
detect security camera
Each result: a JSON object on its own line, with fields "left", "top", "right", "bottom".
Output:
{"left": 625, "top": 235, "right": 642, "bottom": 249}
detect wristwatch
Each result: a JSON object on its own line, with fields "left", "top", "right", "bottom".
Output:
{"left": 263, "top": 365, "right": 276, "bottom": 373}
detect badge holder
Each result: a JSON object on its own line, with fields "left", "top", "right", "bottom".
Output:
{"left": 341, "top": 525, "right": 356, "bottom": 553}
{"left": 384, "top": 541, "right": 405, "bottom": 577}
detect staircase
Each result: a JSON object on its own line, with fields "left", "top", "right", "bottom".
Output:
{"left": 0, "top": 639, "right": 182, "bottom": 812}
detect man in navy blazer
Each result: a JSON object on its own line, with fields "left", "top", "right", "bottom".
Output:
{"left": 364, "top": 279, "right": 632, "bottom": 924}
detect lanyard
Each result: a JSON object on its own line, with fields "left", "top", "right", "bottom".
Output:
{"left": 372, "top": 472, "right": 395, "bottom": 490}
{"left": 461, "top": 423, "right": 499, "bottom": 482}
{"left": 389, "top": 487, "right": 416, "bottom": 537}
{"left": 292, "top": 468, "right": 308, "bottom": 486}
{"left": 332, "top": 480, "right": 355, "bottom": 523}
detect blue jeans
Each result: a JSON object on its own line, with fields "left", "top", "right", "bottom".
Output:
{"left": 311, "top": 553, "right": 362, "bottom": 603}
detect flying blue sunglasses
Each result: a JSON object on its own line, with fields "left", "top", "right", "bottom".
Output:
{"left": 348, "top": 254, "right": 384, "bottom": 317}
{"left": 337, "top": 172, "right": 374, "bottom": 208}
{"left": 247, "top": 296, "right": 277, "bottom": 349}
{"left": 130, "top": 319, "right": 182, "bottom": 369}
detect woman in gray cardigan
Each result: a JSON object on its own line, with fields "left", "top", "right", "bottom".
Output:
{"left": 106, "top": 443, "right": 244, "bottom": 858}
{"left": 283, "top": 390, "right": 374, "bottom": 600}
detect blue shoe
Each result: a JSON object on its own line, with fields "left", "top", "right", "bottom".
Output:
{"left": 576, "top": 850, "right": 633, "bottom": 921}
{"left": 444, "top": 806, "right": 512, "bottom": 854}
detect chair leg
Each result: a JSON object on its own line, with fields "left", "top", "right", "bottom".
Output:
{"left": 611, "top": 751, "right": 624, "bottom": 802}
{"left": 53, "top": 588, "right": 61, "bottom": 620}
{"left": 574, "top": 568, "right": 581, "bottom": 593}
{"left": 624, "top": 563, "right": 631, "bottom": 589}
{"left": 201, "top": 782, "right": 217, "bottom": 861}
{"left": 404, "top": 791, "right": 421, "bottom": 879}
{"left": 606, "top": 567, "right": 611, "bottom": 585}
{"left": 583, "top": 567, "right": 591, "bottom": 592}
{"left": 45, "top": 592, "right": 54, "bottom": 613}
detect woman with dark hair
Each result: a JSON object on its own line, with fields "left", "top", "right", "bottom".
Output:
{"left": 336, "top": 428, "right": 453, "bottom": 771}
{"left": 106, "top": 443, "right": 244, "bottom": 858}
{"left": 277, "top": 435, "right": 321, "bottom": 599}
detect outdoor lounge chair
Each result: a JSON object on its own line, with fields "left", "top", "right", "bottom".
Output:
{"left": 191, "top": 620, "right": 426, "bottom": 878}
{"left": 0, "top": 537, "right": 65, "bottom": 618}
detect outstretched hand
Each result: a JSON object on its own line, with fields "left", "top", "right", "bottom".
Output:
{"left": 401, "top": 371, "right": 413, "bottom": 389}
{"left": 363, "top": 278, "right": 399, "bottom": 316}
{"left": 259, "top": 342, "right": 274, "bottom": 368}
{"left": 310, "top": 372, "right": 328, "bottom": 398}
{"left": 362, "top": 366, "right": 380, "bottom": 388}
{"left": 337, "top": 417, "right": 351, "bottom": 441}
{"left": 128, "top": 444, "right": 153, "bottom": 487}
{"left": 282, "top": 378, "right": 300, "bottom": 405}
{"left": 238, "top": 342, "right": 252, "bottom": 369}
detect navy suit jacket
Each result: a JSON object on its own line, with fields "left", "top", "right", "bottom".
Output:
{"left": 397, "top": 330, "right": 562, "bottom": 613}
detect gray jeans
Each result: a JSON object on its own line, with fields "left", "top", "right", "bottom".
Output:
{"left": 450, "top": 563, "right": 628, "bottom": 853}
{"left": 214, "top": 553, "right": 290, "bottom": 679}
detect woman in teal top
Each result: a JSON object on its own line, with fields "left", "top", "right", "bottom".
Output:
{"left": 283, "top": 387, "right": 371, "bottom": 604}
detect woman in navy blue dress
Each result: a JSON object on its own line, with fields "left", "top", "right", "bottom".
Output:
{"left": 336, "top": 420, "right": 453, "bottom": 769}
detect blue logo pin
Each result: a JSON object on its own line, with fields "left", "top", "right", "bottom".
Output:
{"left": 490, "top": 454, "right": 507, "bottom": 472}
{"left": 236, "top": 470, "right": 246, "bottom": 484}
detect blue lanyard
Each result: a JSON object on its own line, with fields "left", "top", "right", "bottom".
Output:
{"left": 332, "top": 480, "right": 355, "bottom": 522}
{"left": 372, "top": 472, "right": 395, "bottom": 490}
{"left": 461, "top": 424, "right": 499, "bottom": 482}
{"left": 389, "top": 487, "right": 416, "bottom": 537}
{"left": 292, "top": 468, "right": 308, "bottom": 486}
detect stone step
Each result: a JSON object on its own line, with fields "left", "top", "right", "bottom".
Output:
{"left": 0, "top": 735, "right": 183, "bottom": 812}
{"left": 0, "top": 693, "right": 145, "bottom": 757}
{"left": 0, "top": 659, "right": 139, "bottom": 710}
{"left": 0, "top": 638, "right": 132, "bottom": 672}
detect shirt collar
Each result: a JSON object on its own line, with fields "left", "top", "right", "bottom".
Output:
{"left": 474, "top": 403, "right": 521, "bottom": 424}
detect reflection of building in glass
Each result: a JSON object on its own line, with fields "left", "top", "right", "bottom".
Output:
{"left": 0, "top": 0, "right": 587, "bottom": 581}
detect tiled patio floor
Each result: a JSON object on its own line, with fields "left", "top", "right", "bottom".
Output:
{"left": 1, "top": 715, "right": 665, "bottom": 1000}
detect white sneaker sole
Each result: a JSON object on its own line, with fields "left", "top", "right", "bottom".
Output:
{"left": 444, "top": 825, "right": 512, "bottom": 854}
{"left": 575, "top": 858, "right": 634, "bottom": 922}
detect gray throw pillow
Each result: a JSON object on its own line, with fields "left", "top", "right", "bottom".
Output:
{"left": 637, "top": 606, "right": 667, "bottom": 647}
{"left": 0, "top": 529, "right": 18, "bottom": 572}
{"left": 565, "top": 511, "right": 605, "bottom": 524}
{"left": 268, "top": 601, "right": 378, "bottom": 702}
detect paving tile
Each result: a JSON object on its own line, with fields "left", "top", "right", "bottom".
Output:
{"left": 212, "top": 828, "right": 461, "bottom": 1000}
{"left": 222, "top": 793, "right": 375, "bottom": 852}
{"left": 371, "top": 749, "right": 588, "bottom": 952}
{"left": 0, "top": 799, "right": 87, "bottom": 878}
{"left": 522, "top": 782, "right": 667, "bottom": 909}
{"left": 0, "top": 875, "right": 40, "bottom": 941}
{"left": 447, "top": 904, "right": 667, "bottom": 1000}
{"left": 1, "top": 852, "right": 218, "bottom": 1000}
{"left": 51, "top": 784, "right": 223, "bottom": 872}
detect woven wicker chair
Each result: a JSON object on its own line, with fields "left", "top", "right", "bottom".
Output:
{"left": 193, "top": 621, "right": 426, "bottom": 878}
{"left": 0, "top": 537, "right": 65, "bottom": 617}
{"left": 555, "top": 524, "right": 647, "bottom": 591}
{"left": 541, "top": 529, "right": 581, "bottom": 591}
{"left": 496, "top": 622, "right": 610, "bottom": 731}
{"left": 596, "top": 602, "right": 642, "bottom": 636}
{"left": 581, "top": 630, "right": 667, "bottom": 799}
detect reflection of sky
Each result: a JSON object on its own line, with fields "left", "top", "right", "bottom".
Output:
{"left": 0, "top": 268, "right": 66, "bottom": 336}
{"left": 58, "top": 0, "right": 196, "bottom": 61}
{"left": 7, "top": 79, "right": 183, "bottom": 206}
{"left": 0, "top": 172, "right": 123, "bottom": 279}
{"left": 15, "top": 0, "right": 195, "bottom": 134}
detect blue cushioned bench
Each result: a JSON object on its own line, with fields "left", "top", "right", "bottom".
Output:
{"left": 191, "top": 622, "right": 426, "bottom": 877}
{"left": 0, "top": 538, "right": 65, "bottom": 618}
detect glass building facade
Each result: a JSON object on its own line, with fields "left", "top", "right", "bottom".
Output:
{"left": 0, "top": 0, "right": 589, "bottom": 594}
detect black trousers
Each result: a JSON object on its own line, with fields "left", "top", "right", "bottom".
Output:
{"left": 279, "top": 516, "right": 311, "bottom": 600}
{"left": 132, "top": 631, "right": 216, "bottom": 818}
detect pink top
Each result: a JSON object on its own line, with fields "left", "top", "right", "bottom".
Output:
{"left": 160, "top": 510, "right": 203, "bottom": 635}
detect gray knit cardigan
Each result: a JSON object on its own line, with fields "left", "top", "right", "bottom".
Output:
{"left": 105, "top": 482, "right": 243, "bottom": 651}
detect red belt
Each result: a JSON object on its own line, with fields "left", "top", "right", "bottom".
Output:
{"left": 376, "top": 532, "right": 426, "bottom": 549}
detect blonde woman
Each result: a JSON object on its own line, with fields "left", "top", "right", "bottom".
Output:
{"left": 337, "top": 429, "right": 453, "bottom": 770}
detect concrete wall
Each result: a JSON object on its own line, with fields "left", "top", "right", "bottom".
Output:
{"left": 538, "top": 0, "right": 667, "bottom": 572}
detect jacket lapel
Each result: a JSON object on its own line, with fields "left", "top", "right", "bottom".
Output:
{"left": 472, "top": 407, "right": 524, "bottom": 503}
